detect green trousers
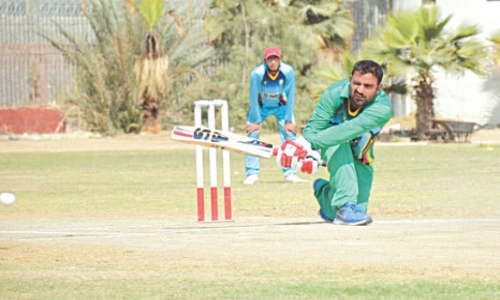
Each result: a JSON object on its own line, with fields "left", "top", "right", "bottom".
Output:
{"left": 314, "top": 142, "right": 373, "bottom": 219}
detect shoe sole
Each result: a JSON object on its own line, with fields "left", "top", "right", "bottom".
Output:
{"left": 243, "top": 177, "right": 259, "bottom": 185}
{"left": 285, "top": 179, "right": 309, "bottom": 183}
{"left": 333, "top": 218, "right": 372, "bottom": 226}
{"left": 242, "top": 181, "right": 258, "bottom": 185}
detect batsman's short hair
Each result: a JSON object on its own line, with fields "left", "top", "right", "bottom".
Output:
{"left": 351, "top": 60, "right": 384, "bottom": 85}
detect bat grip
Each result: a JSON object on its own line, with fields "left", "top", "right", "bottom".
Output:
{"left": 271, "top": 148, "right": 327, "bottom": 167}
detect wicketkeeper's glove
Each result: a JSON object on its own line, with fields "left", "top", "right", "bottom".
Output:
{"left": 275, "top": 137, "right": 321, "bottom": 174}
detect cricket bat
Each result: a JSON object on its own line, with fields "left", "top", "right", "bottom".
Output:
{"left": 171, "top": 126, "right": 327, "bottom": 167}
{"left": 171, "top": 125, "right": 275, "bottom": 158}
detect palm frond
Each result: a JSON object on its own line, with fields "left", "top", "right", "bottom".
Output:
{"left": 141, "top": 0, "right": 164, "bottom": 30}
{"left": 360, "top": 6, "right": 491, "bottom": 139}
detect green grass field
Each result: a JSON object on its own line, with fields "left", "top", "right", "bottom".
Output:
{"left": 0, "top": 141, "right": 499, "bottom": 299}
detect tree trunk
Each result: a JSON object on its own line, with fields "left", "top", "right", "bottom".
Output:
{"left": 139, "top": 89, "right": 162, "bottom": 133}
{"left": 135, "top": 32, "right": 168, "bottom": 134}
{"left": 413, "top": 76, "right": 435, "bottom": 140}
{"left": 240, "top": 1, "right": 249, "bottom": 86}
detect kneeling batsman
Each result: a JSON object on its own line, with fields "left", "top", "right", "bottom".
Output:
{"left": 275, "top": 137, "right": 322, "bottom": 174}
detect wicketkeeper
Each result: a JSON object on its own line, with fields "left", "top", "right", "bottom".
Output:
{"left": 243, "top": 47, "right": 305, "bottom": 185}
{"left": 276, "top": 60, "right": 393, "bottom": 226}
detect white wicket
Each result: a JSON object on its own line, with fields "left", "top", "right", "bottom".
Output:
{"left": 194, "top": 99, "right": 231, "bottom": 222}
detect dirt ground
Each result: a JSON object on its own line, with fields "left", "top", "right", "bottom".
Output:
{"left": 1, "top": 129, "right": 500, "bottom": 285}
{"left": 1, "top": 218, "right": 498, "bottom": 281}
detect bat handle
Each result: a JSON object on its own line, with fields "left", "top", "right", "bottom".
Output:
{"left": 271, "top": 148, "right": 327, "bottom": 167}
{"left": 318, "top": 159, "right": 328, "bottom": 167}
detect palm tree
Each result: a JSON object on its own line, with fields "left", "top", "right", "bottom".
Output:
{"left": 362, "top": 7, "right": 491, "bottom": 140}
{"left": 43, "top": 0, "right": 209, "bottom": 134}
{"left": 123, "top": 0, "right": 171, "bottom": 133}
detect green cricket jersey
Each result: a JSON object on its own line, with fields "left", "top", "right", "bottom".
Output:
{"left": 303, "top": 78, "right": 393, "bottom": 151}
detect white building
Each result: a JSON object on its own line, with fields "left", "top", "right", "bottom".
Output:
{"left": 392, "top": 0, "right": 500, "bottom": 126}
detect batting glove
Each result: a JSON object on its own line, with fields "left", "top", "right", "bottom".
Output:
{"left": 276, "top": 136, "right": 320, "bottom": 174}
{"left": 296, "top": 149, "right": 321, "bottom": 174}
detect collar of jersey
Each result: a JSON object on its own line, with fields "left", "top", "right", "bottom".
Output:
{"left": 267, "top": 71, "right": 280, "bottom": 81}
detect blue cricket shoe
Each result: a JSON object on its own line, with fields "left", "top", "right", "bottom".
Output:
{"left": 333, "top": 202, "right": 372, "bottom": 226}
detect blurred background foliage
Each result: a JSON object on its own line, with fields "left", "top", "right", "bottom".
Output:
{"left": 43, "top": 0, "right": 497, "bottom": 136}
{"left": 205, "top": 0, "right": 358, "bottom": 131}
{"left": 44, "top": 0, "right": 360, "bottom": 134}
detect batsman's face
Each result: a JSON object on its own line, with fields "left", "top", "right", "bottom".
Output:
{"left": 349, "top": 71, "right": 382, "bottom": 108}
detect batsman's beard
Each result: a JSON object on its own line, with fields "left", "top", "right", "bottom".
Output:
{"left": 352, "top": 93, "right": 366, "bottom": 106}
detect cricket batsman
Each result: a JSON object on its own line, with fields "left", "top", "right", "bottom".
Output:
{"left": 276, "top": 60, "right": 393, "bottom": 226}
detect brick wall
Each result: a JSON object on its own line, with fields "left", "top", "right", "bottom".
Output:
{"left": 0, "top": 107, "right": 65, "bottom": 134}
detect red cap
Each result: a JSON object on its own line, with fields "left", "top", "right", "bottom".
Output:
{"left": 263, "top": 47, "right": 281, "bottom": 59}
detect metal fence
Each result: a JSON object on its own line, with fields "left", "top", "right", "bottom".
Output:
{"left": 0, "top": 0, "right": 89, "bottom": 107}
{"left": 0, "top": 0, "right": 389, "bottom": 108}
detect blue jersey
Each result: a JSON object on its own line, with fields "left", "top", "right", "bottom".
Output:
{"left": 247, "top": 62, "right": 296, "bottom": 123}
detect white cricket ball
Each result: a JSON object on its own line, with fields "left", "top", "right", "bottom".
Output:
{"left": 0, "top": 192, "right": 16, "bottom": 205}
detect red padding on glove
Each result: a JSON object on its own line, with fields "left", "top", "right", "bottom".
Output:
{"left": 301, "top": 160, "right": 313, "bottom": 174}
